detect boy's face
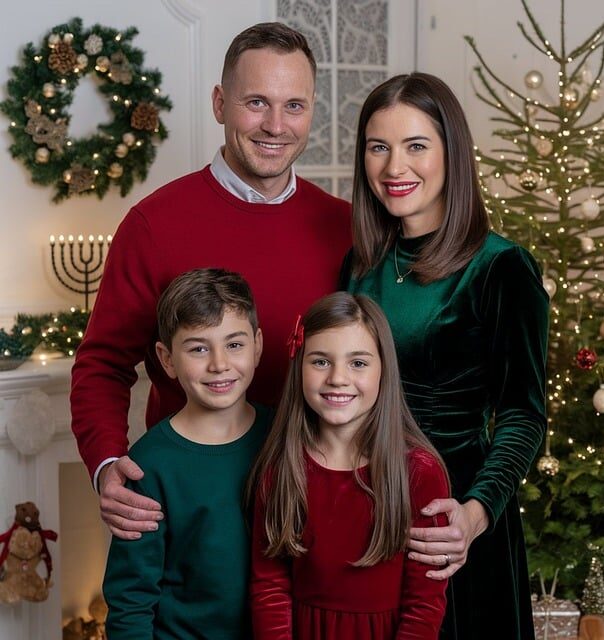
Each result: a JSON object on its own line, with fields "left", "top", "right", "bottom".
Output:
{"left": 156, "top": 309, "right": 262, "bottom": 414}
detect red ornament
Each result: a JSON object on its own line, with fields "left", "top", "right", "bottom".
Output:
{"left": 575, "top": 347, "right": 598, "bottom": 370}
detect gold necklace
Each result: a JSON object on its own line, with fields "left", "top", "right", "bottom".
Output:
{"left": 394, "top": 242, "right": 412, "bottom": 284}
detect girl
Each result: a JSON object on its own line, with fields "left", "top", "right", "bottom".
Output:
{"left": 249, "top": 292, "right": 449, "bottom": 639}
{"left": 342, "top": 73, "right": 549, "bottom": 639}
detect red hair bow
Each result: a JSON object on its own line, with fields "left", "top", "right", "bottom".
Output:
{"left": 286, "top": 314, "right": 305, "bottom": 359}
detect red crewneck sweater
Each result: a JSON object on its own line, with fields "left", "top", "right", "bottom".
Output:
{"left": 71, "top": 167, "right": 351, "bottom": 479}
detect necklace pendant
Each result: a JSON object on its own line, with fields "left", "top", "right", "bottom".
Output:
{"left": 396, "top": 275, "right": 404, "bottom": 284}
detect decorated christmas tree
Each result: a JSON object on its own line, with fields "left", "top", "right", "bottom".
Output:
{"left": 465, "top": 0, "right": 604, "bottom": 599}
{"left": 582, "top": 553, "right": 604, "bottom": 615}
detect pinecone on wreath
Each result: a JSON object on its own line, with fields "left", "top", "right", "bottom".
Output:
{"left": 48, "top": 42, "right": 77, "bottom": 75}
{"left": 131, "top": 102, "right": 159, "bottom": 131}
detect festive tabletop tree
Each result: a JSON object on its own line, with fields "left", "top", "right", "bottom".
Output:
{"left": 582, "top": 552, "right": 604, "bottom": 615}
{"left": 465, "top": 0, "right": 604, "bottom": 599}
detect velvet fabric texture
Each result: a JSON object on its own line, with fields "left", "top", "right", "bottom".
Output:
{"left": 251, "top": 449, "right": 449, "bottom": 639}
{"left": 343, "top": 231, "right": 549, "bottom": 640}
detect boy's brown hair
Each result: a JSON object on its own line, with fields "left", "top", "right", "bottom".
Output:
{"left": 156, "top": 268, "right": 258, "bottom": 349}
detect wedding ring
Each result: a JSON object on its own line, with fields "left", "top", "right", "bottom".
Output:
{"left": 443, "top": 553, "right": 450, "bottom": 567}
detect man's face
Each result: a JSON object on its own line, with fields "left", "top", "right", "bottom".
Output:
{"left": 212, "top": 48, "right": 315, "bottom": 200}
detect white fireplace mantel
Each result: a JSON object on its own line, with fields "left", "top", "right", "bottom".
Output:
{"left": 0, "top": 356, "right": 149, "bottom": 639}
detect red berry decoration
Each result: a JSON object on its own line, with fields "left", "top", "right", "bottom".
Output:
{"left": 575, "top": 347, "right": 598, "bottom": 370}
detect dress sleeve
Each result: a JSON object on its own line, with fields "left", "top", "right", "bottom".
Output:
{"left": 102, "top": 471, "right": 166, "bottom": 640}
{"left": 464, "top": 245, "right": 549, "bottom": 530}
{"left": 398, "top": 450, "right": 449, "bottom": 639}
{"left": 70, "top": 207, "right": 165, "bottom": 479}
{"left": 250, "top": 488, "right": 293, "bottom": 640}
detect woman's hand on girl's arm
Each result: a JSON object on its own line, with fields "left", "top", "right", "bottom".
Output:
{"left": 407, "top": 498, "right": 489, "bottom": 580}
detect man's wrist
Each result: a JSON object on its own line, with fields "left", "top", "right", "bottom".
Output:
{"left": 93, "top": 457, "right": 119, "bottom": 493}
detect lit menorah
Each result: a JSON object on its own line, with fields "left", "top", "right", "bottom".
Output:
{"left": 49, "top": 234, "right": 112, "bottom": 311}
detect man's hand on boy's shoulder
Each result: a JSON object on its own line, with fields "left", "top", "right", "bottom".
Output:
{"left": 99, "top": 455, "right": 164, "bottom": 540}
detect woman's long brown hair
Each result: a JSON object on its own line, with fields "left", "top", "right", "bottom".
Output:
{"left": 351, "top": 72, "right": 489, "bottom": 284}
{"left": 247, "top": 292, "right": 446, "bottom": 566}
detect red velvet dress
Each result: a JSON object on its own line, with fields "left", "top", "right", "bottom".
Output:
{"left": 251, "top": 449, "right": 449, "bottom": 640}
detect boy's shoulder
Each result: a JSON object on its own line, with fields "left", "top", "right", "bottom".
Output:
{"left": 127, "top": 417, "right": 173, "bottom": 469}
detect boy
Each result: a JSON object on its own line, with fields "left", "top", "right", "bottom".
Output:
{"left": 103, "top": 268, "right": 270, "bottom": 639}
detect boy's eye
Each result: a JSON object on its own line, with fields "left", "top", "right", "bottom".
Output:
{"left": 190, "top": 345, "right": 208, "bottom": 354}
{"left": 227, "top": 342, "right": 244, "bottom": 350}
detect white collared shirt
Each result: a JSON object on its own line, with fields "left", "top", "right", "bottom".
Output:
{"left": 210, "top": 147, "right": 297, "bottom": 204}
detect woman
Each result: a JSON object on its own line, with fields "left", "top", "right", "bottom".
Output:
{"left": 342, "top": 72, "right": 549, "bottom": 639}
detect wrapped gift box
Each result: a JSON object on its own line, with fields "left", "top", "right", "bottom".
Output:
{"left": 532, "top": 595, "right": 580, "bottom": 639}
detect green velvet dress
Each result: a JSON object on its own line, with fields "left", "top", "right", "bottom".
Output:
{"left": 344, "top": 231, "right": 549, "bottom": 640}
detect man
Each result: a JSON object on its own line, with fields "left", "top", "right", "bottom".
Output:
{"left": 70, "top": 23, "right": 351, "bottom": 540}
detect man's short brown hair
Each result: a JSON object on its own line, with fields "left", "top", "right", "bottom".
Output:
{"left": 157, "top": 268, "right": 258, "bottom": 349}
{"left": 221, "top": 22, "right": 316, "bottom": 85}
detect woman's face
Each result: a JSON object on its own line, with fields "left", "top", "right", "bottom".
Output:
{"left": 364, "top": 102, "right": 446, "bottom": 238}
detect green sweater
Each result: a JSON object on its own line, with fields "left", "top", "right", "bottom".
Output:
{"left": 103, "top": 405, "right": 270, "bottom": 640}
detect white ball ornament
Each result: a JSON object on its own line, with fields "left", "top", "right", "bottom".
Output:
{"left": 542, "top": 277, "right": 557, "bottom": 299}
{"left": 535, "top": 138, "right": 553, "bottom": 157}
{"left": 48, "top": 33, "right": 60, "bottom": 48}
{"left": 35, "top": 147, "right": 50, "bottom": 163}
{"left": 591, "top": 88, "right": 601, "bottom": 102}
{"left": 63, "top": 32, "right": 74, "bottom": 44}
{"left": 524, "top": 70, "right": 543, "bottom": 90}
{"left": 122, "top": 132, "right": 136, "bottom": 147}
{"left": 7, "top": 390, "right": 56, "bottom": 455}
{"left": 580, "top": 235, "right": 595, "bottom": 253}
{"left": 115, "top": 143, "right": 128, "bottom": 158}
{"left": 593, "top": 385, "right": 604, "bottom": 413}
{"left": 42, "top": 82, "right": 56, "bottom": 98}
{"left": 76, "top": 53, "right": 88, "bottom": 70}
{"left": 580, "top": 198, "right": 600, "bottom": 220}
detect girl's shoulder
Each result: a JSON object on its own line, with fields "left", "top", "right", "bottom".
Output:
{"left": 407, "top": 448, "right": 449, "bottom": 496}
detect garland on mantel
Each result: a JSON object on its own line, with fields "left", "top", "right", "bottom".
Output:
{"left": 0, "top": 308, "right": 90, "bottom": 367}
{"left": 0, "top": 18, "right": 172, "bottom": 202}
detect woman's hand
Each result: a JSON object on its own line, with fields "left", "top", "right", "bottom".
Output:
{"left": 407, "top": 498, "right": 489, "bottom": 580}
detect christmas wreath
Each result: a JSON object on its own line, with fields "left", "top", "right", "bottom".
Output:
{"left": 0, "top": 18, "right": 172, "bottom": 202}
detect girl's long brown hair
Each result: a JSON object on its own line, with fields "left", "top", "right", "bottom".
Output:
{"left": 247, "top": 292, "right": 445, "bottom": 566}
{"left": 351, "top": 72, "right": 489, "bottom": 284}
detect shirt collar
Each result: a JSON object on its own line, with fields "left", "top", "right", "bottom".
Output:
{"left": 210, "top": 147, "right": 297, "bottom": 204}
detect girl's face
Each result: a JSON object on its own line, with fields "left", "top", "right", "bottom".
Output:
{"left": 302, "top": 322, "right": 381, "bottom": 434}
{"left": 364, "top": 102, "right": 446, "bottom": 238}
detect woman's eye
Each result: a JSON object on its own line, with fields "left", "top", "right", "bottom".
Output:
{"left": 368, "top": 143, "right": 388, "bottom": 152}
{"left": 410, "top": 142, "right": 426, "bottom": 151}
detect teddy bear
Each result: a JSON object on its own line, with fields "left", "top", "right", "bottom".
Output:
{"left": 0, "top": 501, "right": 58, "bottom": 604}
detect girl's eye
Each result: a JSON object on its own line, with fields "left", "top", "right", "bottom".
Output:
{"left": 351, "top": 360, "right": 368, "bottom": 368}
{"left": 312, "top": 358, "right": 329, "bottom": 368}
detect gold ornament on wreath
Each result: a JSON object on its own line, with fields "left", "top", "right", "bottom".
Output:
{"left": 0, "top": 18, "right": 172, "bottom": 202}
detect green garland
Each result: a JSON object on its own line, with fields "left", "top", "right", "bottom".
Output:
{"left": 0, "top": 18, "right": 172, "bottom": 202}
{"left": 0, "top": 308, "right": 90, "bottom": 369}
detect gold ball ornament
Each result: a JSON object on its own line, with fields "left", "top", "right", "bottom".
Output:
{"left": 47, "top": 33, "right": 60, "bottom": 48}
{"left": 580, "top": 235, "right": 595, "bottom": 253}
{"left": 122, "top": 132, "right": 136, "bottom": 147}
{"left": 63, "top": 169, "right": 72, "bottom": 184}
{"left": 35, "top": 147, "right": 50, "bottom": 163}
{"left": 580, "top": 198, "right": 600, "bottom": 220}
{"left": 96, "top": 56, "right": 110, "bottom": 73}
{"left": 519, "top": 169, "right": 539, "bottom": 191}
{"left": 537, "top": 454, "right": 560, "bottom": 476}
{"left": 107, "top": 162, "right": 123, "bottom": 179}
{"left": 63, "top": 33, "right": 74, "bottom": 44}
{"left": 593, "top": 385, "right": 604, "bottom": 413}
{"left": 563, "top": 87, "right": 579, "bottom": 109}
{"left": 115, "top": 143, "right": 128, "bottom": 158}
{"left": 600, "top": 320, "right": 604, "bottom": 338}
{"left": 42, "top": 82, "right": 56, "bottom": 99}
{"left": 542, "top": 277, "right": 557, "bottom": 299}
{"left": 535, "top": 138, "right": 553, "bottom": 157}
{"left": 76, "top": 54, "right": 88, "bottom": 70}
{"left": 524, "top": 70, "right": 543, "bottom": 90}
{"left": 591, "top": 88, "right": 601, "bottom": 102}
